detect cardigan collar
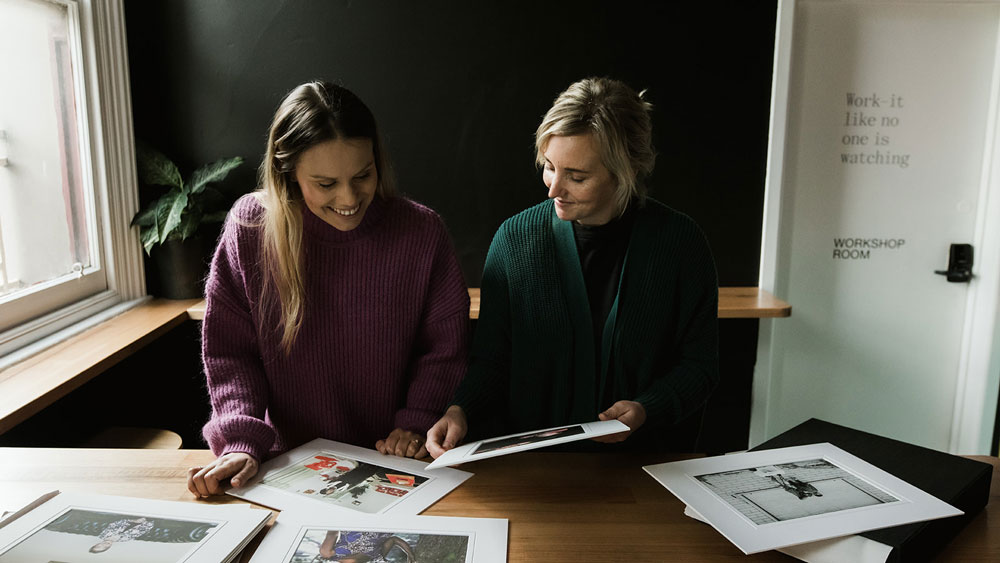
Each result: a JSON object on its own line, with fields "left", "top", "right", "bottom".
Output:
{"left": 551, "top": 200, "right": 647, "bottom": 413}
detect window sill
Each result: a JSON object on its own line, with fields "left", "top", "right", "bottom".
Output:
{"left": 0, "top": 298, "right": 201, "bottom": 435}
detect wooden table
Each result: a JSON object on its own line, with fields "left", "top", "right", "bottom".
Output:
{"left": 0, "top": 449, "right": 995, "bottom": 561}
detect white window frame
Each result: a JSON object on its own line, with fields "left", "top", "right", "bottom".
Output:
{"left": 0, "top": 0, "right": 145, "bottom": 364}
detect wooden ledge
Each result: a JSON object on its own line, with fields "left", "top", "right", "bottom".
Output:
{"left": 0, "top": 298, "right": 201, "bottom": 435}
{"left": 1, "top": 288, "right": 789, "bottom": 437}
{"left": 187, "top": 287, "right": 791, "bottom": 321}
{"left": 718, "top": 287, "right": 791, "bottom": 319}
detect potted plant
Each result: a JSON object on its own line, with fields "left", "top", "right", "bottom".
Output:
{"left": 131, "top": 144, "right": 243, "bottom": 299}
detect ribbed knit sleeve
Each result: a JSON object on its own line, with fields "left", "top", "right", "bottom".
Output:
{"left": 394, "top": 215, "right": 471, "bottom": 433}
{"left": 450, "top": 223, "right": 513, "bottom": 424}
{"left": 632, "top": 218, "right": 720, "bottom": 426}
{"left": 201, "top": 196, "right": 275, "bottom": 460}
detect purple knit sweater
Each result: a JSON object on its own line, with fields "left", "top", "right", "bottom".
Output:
{"left": 201, "top": 194, "right": 470, "bottom": 460}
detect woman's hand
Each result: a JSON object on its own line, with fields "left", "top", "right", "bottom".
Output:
{"left": 425, "top": 405, "right": 468, "bottom": 459}
{"left": 592, "top": 400, "right": 647, "bottom": 443}
{"left": 376, "top": 428, "right": 428, "bottom": 458}
{"left": 187, "top": 452, "right": 259, "bottom": 498}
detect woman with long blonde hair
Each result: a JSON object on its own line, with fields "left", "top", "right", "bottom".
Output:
{"left": 188, "top": 81, "right": 469, "bottom": 497}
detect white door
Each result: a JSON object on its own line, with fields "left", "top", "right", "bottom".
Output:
{"left": 754, "top": 0, "right": 1000, "bottom": 454}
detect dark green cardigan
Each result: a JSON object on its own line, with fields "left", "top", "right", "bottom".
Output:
{"left": 452, "top": 198, "right": 719, "bottom": 449}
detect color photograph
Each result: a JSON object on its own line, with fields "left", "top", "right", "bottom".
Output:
{"left": 0, "top": 508, "right": 218, "bottom": 563}
{"left": 231, "top": 439, "right": 471, "bottom": 516}
{"left": 247, "top": 511, "right": 507, "bottom": 563}
{"left": 261, "top": 451, "right": 429, "bottom": 514}
{"left": 287, "top": 528, "right": 470, "bottom": 563}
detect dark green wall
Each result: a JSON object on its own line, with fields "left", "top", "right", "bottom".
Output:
{"left": 1, "top": 1, "right": 778, "bottom": 453}
{"left": 125, "top": 0, "right": 776, "bottom": 287}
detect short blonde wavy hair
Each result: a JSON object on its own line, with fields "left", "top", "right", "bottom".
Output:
{"left": 535, "top": 77, "right": 656, "bottom": 216}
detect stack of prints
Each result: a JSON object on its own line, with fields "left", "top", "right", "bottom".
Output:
{"left": 230, "top": 438, "right": 507, "bottom": 561}
{"left": 643, "top": 443, "right": 962, "bottom": 558}
{"left": 0, "top": 491, "right": 270, "bottom": 562}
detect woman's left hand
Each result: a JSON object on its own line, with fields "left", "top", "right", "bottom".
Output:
{"left": 592, "top": 400, "right": 647, "bottom": 443}
{"left": 376, "top": 428, "right": 428, "bottom": 458}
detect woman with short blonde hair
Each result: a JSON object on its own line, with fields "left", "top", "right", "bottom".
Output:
{"left": 534, "top": 77, "right": 656, "bottom": 217}
{"left": 429, "top": 77, "right": 718, "bottom": 456}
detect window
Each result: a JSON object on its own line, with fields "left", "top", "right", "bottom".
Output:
{"left": 0, "top": 0, "right": 144, "bottom": 360}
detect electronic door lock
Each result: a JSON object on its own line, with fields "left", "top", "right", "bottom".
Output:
{"left": 934, "top": 243, "right": 973, "bottom": 283}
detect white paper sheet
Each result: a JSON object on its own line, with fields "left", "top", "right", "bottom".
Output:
{"left": 249, "top": 509, "right": 507, "bottom": 563}
{"left": 0, "top": 491, "right": 269, "bottom": 563}
{"left": 684, "top": 504, "right": 893, "bottom": 563}
{"left": 643, "top": 443, "right": 961, "bottom": 554}
{"left": 228, "top": 438, "right": 471, "bottom": 515}
{"left": 426, "top": 419, "right": 629, "bottom": 469}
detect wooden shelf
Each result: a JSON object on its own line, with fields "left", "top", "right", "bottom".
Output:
{"left": 0, "top": 299, "right": 200, "bottom": 435}
{"left": 718, "top": 287, "right": 791, "bottom": 319}
{"left": 187, "top": 287, "right": 790, "bottom": 321}
{"left": 1, "top": 287, "right": 789, "bottom": 436}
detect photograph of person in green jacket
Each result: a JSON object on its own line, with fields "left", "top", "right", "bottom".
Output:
{"left": 426, "top": 76, "right": 720, "bottom": 456}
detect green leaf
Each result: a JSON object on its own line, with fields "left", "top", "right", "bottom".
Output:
{"left": 130, "top": 205, "right": 157, "bottom": 227}
{"left": 163, "top": 191, "right": 188, "bottom": 239}
{"left": 177, "top": 208, "right": 203, "bottom": 240}
{"left": 152, "top": 191, "right": 186, "bottom": 242}
{"left": 137, "top": 144, "right": 183, "bottom": 189}
{"left": 139, "top": 224, "right": 159, "bottom": 256}
{"left": 188, "top": 156, "right": 243, "bottom": 195}
{"left": 153, "top": 195, "right": 174, "bottom": 243}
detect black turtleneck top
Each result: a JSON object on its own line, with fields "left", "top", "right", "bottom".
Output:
{"left": 571, "top": 206, "right": 635, "bottom": 397}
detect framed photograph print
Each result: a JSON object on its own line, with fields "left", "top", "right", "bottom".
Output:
{"left": 643, "top": 443, "right": 962, "bottom": 554}
{"left": 248, "top": 510, "right": 507, "bottom": 563}
{"left": 228, "top": 439, "right": 471, "bottom": 515}
{"left": 0, "top": 491, "right": 270, "bottom": 563}
{"left": 425, "top": 419, "right": 628, "bottom": 469}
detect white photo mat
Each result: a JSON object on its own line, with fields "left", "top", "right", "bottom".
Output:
{"left": 643, "top": 443, "right": 962, "bottom": 554}
{"left": 684, "top": 504, "right": 894, "bottom": 563}
{"left": 426, "top": 419, "right": 628, "bottom": 469}
{"left": 0, "top": 491, "right": 270, "bottom": 563}
{"left": 249, "top": 510, "right": 507, "bottom": 563}
{"left": 228, "top": 438, "right": 471, "bottom": 515}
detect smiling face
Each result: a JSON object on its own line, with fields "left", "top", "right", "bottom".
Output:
{"left": 295, "top": 138, "right": 378, "bottom": 231}
{"left": 541, "top": 134, "right": 618, "bottom": 226}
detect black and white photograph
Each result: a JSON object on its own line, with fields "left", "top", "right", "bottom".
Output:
{"left": 695, "top": 458, "right": 899, "bottom": 525}
{"left": 248, "top": 511, "right": 508, "bottom": 563}
{"left": 229, "top": 439, "right": 471, "bottom": 516}
{"left": 643, "top": 443, "right": 963, "bottom": 554}
{"left": 0, "top": 492, "right": 270, "bottom": 563}
{"left": 425, "top": 420, "right": 628, "bottom": 469}
{"left": 472, "top": 424, "right": 585, "bottom": 455}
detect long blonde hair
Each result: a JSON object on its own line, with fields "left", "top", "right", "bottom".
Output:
{"left": 256, "top": 81, "right": 395, "bottom": 354}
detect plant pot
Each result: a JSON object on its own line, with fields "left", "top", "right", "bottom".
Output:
{"left": 149, "top": 236, "right": 210, "bottom": 299}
